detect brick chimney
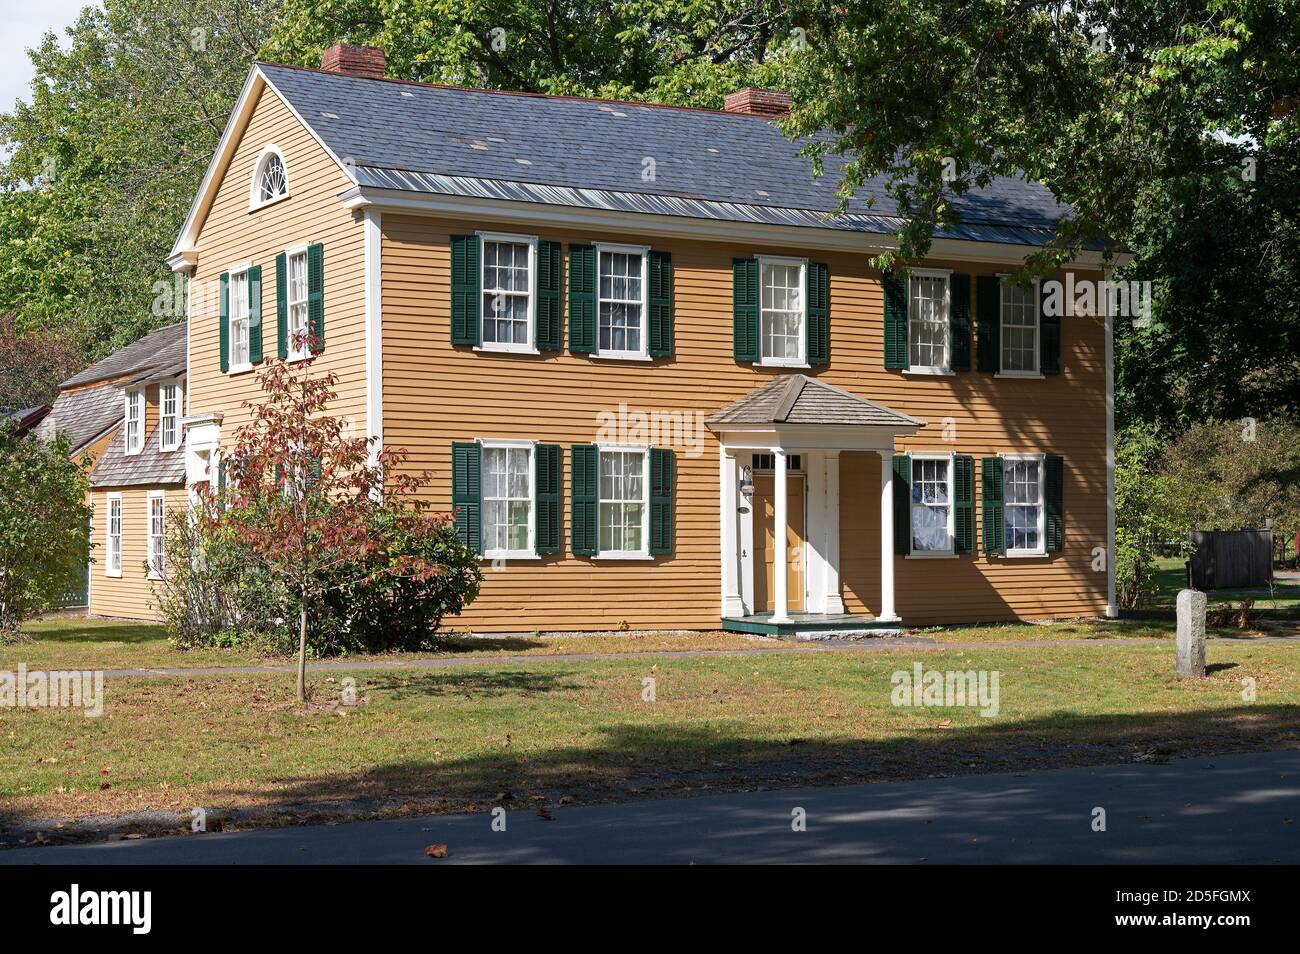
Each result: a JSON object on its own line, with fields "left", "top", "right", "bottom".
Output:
{"left": 320, "top": 44, "right": 386, "bottom": 80}
{"left": 724, "top": 88, "right": 792, "bottom": 118}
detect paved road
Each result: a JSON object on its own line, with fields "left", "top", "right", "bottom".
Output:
{"left": 4, "top": 750, "right": 1298, "bottom": 864}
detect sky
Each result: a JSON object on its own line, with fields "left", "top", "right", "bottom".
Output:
{"left": 0, "top": 1, "right": 96, "bottom": 116}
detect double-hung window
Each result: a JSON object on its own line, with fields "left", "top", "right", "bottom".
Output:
{"left": 159, "top": 382, "right": 180, "bottom": 451}
{"left": 147, "top": 491, "right": 166, "bottom": 579}
{"left": 481, "top": 441, "right": 533, "bottom": 557}
{"left": 229, "top": 267, "right": 251, "bottom": 370}
{"left": 596, "top": 244, "right": 648, "bottom": 358}
{"left": 480, "top": 234, "right": 535, "bottom": 351}
{"left": 105, "top": 494, "right": 122, "bottom": 577}
{"left": 287, "top": 246, "right": 310, "bottom": 360}
{"left": 124, "top": 388, "right": 144, "bottom": 455}
{"left": 598, "top": 447, "right": 648, "bottom": 556}
{"left": 910, "top": 454, "right": 954, "bottom": 555}
{"left": 1000, "top": 279, "right": 1040, "bottom": 374}
{"left": 1003, "top": 454, "right": 1046, "bottom": 555}
{"left": 908, "top": 271, "right": 950, "bottom": 372}
{"left": 759, "top": 257, "right": 806, "bottom": 365}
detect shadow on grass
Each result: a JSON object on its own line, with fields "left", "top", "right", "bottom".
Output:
{"left": 24, "top": 621, "right": 165, "bottom": 645}
{"left": 431, "top": 636, "right": 547, "bottom": 655}
{"left": 366, "top": 668, "right": 585, "bottom": 700}
{"left": 196, "top": 703, "right": 1300, "bottom": 818}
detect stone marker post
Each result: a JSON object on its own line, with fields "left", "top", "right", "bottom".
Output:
{"left": 1176, "top": 589, "right": 1207, "bottom": 678}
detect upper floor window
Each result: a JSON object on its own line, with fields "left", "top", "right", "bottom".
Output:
{"left": 229, "top": 266, "right": 251, "bottom": 371}
{"left": 760, "top": 257, "right": 805, "bottom": 365}
{"left": 596, "top": 244, "right": 648, "bottom": 359}
{"left": 286, "top": 247, "right": 310, "bottom": 360}
{"left": 1000, "top": 280, "right": 1040, "bottom": 375}
{"left": 909, "top": 271, "right": 950, "bottom": 372}
{"left": 250, "top": 146, "right": 288, "bottom": 209}
{"left": 910, "top": 454, "right": 954, "bottom": 555}
{"left": 480, "top": 234, "right": 535, "bottom": 351}
{"left": 159, "top": 382, "right": 180, "bottom": 451}
{"left": 124, "top": 388, "right": 144, "bottom": 455}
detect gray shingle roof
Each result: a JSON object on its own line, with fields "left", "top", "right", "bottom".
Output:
{"left": 61, "top": 322, "right": 186, "bottom": 389}
{"left": 260, "top": 64, "right": 1077, "bottom": 246}
{"left": 36, "top": 386, "right": 122, "bottom": 454}
{"left": 90, "top": 423, "right": 185, "bottom": 488}
{"left": 708, "top": 375, "right": 924, "bottom": 428}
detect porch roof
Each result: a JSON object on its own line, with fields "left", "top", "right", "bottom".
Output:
{"left": 707, "top": 374, "right": 924, "bottom": 429}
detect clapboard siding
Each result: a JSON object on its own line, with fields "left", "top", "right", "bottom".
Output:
{"left": 186, "top": 83, "right": 367, "bottom": 438}
{"left": 88, "top": 487, "right": 182, "bottom": 621}
{"left": 381, "top": 213, "right": 1109, "bottom": 631}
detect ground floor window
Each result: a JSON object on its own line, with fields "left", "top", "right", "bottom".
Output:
{"left": 482, "top": 443, "right": 532, "bottom": 556}
{"left": 1004, "top": 455, "right": 1045, "bottom": 554}
{"left": 599, "top": 448, "right": 647, "bottom": 555}
{"left": 147, "top": 492, "right": 166, "bottom": 578}
{"left": 910, "top": 456, "right": 953, "bottom": 553}
{"left": 106, "top": 495, "right": 122, "bottom": 576}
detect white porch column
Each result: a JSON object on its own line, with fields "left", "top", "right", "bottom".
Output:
{"left": 878, "top": 451, "right": 900, "bottom": 622}
{"left": 823, "top": 451, "right": 845, "bottom": 614}
{"left": 772, "top": 447, "right": 791, "bottom": 623}
{"left": 720, "top": 447, "right": 745, "bottom": 618}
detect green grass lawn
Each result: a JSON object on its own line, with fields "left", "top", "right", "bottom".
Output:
{"left": 2, "top": 617, "right": 1298, "bottom": 837}
{"left": 1148, "top": 557, "right": 1300, "bottom": 612}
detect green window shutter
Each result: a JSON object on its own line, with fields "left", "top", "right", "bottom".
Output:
{"left": 883, "top": 273, "right": 908, "bottom": 369}
{"left": 568, "top": 245, "right": 596, "bottom": 354}
{"left": 981, "top": 456, "right": 1006, "bottom": 555}
{"left": 1040, "top": 281, "right": 1061, "bottom": 374}
{"left": 216, "top": 457, "right": 225, "bottom": 492}
{"left": 648, "top": 250, "right": 674, "bottom": 357}
{"left": 534, "top": 443, "right": 563, "bottom": 553}
{"left": 570, "top": 444, "right": 598, "bottom": 555}
{"left": 535, "top": 240, "right": 563, "bottom": 351}
{"left": 451, "top": 442, "right": 481, "bottom": 554}
{"left": 976, "top": 276, "right": 1001, "bottom": 372}
{"left": 219, "top": 272, "right": 230, "bottom": 374}
{"left": 1045, "top": 454, "right": 1064, "bottom": 552}
{"left": 247, "top": 265, "right": 263, "bottom": 364}
{"left": 806, "top": 261, "right": 830, "bottom": 365}
{"left": 649, "top": 447, "right": 675, "bottom": 555}
{"left": 732, "top": 258, "right": 760, "bottom": 362}
{"left": 307, "top": 242, "right": 325, "bottom": 354}
{"left": 892, "top": 455, "right": 911, "bottom": 555}
{"left": 275, "top": 252, "right": 288, "bottom": 360}
{"left": 450, "top": 234, "right": 481, "bottom": 346}
{"left": 306, "top": 453, "right": 322, "bottom": 491}
{"left": 954, "top": 455, "right": 975, "bottom": 553}
{"left": 949, "top": 273, "right": 971, "bottom": 371}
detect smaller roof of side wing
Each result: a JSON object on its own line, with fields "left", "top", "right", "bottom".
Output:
{"left": 60, "top": 322, "right": 187, "bottom": 390}
{"left": 708, "top": 375, "right": 924, "bottom": 428}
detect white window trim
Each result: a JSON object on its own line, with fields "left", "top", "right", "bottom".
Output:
{"left": 593, "top": 243, "right": 650, "bottom": 361}
{"left": 593, "top": 443, "right": 651, "bottom": 559}
{"left": 159, "top": 380, "right": 181, "bottom": 451}
{"left": 283, "top": 242, "right": 312, "bottom": 362}
{"left": 1002, "top": 452, "right": 1048, "bottom": 558}
{"left": 105, "top": 493, "right": 122, "bottom": 578}
{"left": 476, "top": 232, "right": 538, "bottom": 355}
{"left": 123, "top": 387, "right": 144, "bottom": 456}
{"left": 756, "top": 255, "right": 808, "bottom": 368}
{"left": 907, "top": 451, "right": 956, "bottom": 558}
{"left": 907, "top": 267, "right": 953, "bottom": 375}
{"left": 997, "top": 274, "right": 1041, "bottom": 376}
{"left": 227, "top": 262, "right": 253, "bottom": 374}
{"left": 146, "top": 490, "right": 166, "bottom": 580}
{"left": 478, "top": 438, "right": 537, "bottom": 561}
{"left": 249, "top": 145, "right": 290, "bottom": 212}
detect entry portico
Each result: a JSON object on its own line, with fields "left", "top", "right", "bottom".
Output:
{"left": 708, "top": 375, "right": 924, "bottom": 632}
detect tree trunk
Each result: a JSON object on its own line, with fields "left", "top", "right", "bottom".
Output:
{"left": 296, "top": 593, "right": 308, "bottom": 704}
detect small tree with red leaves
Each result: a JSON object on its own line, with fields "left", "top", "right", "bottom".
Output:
{"left": 199, "top": 350, "right": 462, "bottom": 704}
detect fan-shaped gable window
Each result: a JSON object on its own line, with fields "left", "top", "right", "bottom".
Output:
{"left": 250, "top": 146, "right": 289, "bottom": 209}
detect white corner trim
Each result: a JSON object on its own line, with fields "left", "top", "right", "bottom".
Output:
{"left": 364, "top": 208, "right": 383, "bottom": 465}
